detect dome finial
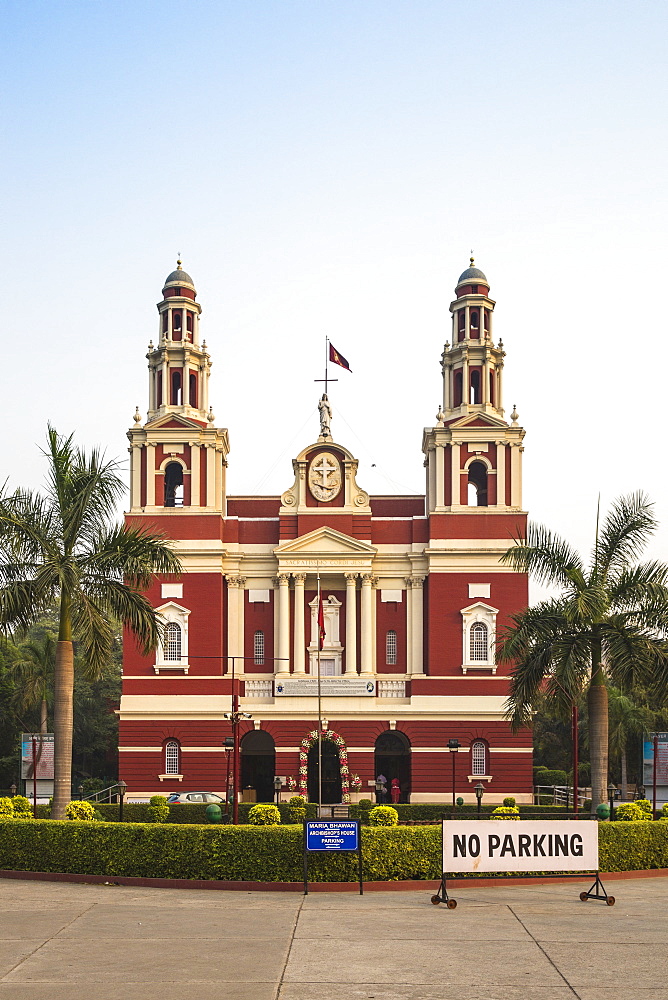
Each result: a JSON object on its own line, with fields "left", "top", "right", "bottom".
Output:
{"left": 176, "top": 252, "right": 182, "bottom": 270}
{"left": 470, "top": 249, "right": 475, "bottom": 266}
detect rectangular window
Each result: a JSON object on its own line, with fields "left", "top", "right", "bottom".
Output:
{"left": 254, "top": 630, "right": 265, "bottom": 666}
{"left": 472, "top": 742, "right": 486, "bottom": 776}
{"left": 386, "top": 630, "right": 397, "bottom": 665}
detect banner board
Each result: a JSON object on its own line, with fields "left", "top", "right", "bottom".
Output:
{"left": 20, "top": 734, "right": 54, "bottom": 780}
{"left": 442, "top": 820, "right": 599, "bottom": 874}
{"left": 305, "top": 820, "right": 360, "bottom": 851}
{"left": 275, "top": 678, "right": 376, "bottom": 697}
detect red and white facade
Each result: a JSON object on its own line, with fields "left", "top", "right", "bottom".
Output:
{"left": 119, "top": 259, "right": 532, "bottom": 803}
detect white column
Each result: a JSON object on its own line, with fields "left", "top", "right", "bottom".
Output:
{"left": 496, "top": 441, "right": 506, "bottom": 508}
{"left": 215, "top": 447, "right": 223, "bottom": 510}
{"left": 277, "top": 574, "right": 291, "bottom": 675}
{"left": 482, "top": 347, "right": 490, "bottom": 405}
{"left": 293, "top": 573, "right": 306, "bottom": 675}
{"left": 226, "top": 577, "right": 240, "bottom": 670}
{"left": 450, "top": 443, "right": 461, "bottom": 507}
{"left": 435, "top": 444, "right": 444, "bottom": 508}
{"left": 146, "top": 444, "right": 156, "bottom": 506}
{"left": 443, "top": 362, "right": 451, "bottom": 411}
{"left": 237, "top": 577, "right": 246, "bottom": 666}
{"left": 511, "top": 443, "right": 523, "bottom": 508}
{"left": 190, "top": 443, "right": 201, "bottom": 507}
{"left": 410, "top": 577, "right": 425, "bottom": 676}
{"left": 206, "top": 445, "right": 215, "bottom": 508}
{"left": 462, "top": 357, "right": 469, "bottom": 405}
{"left": 131, "top": 444, "right": 142, "bottom": 509}
{"left": 360, "top": 574, "right": 374, "bottom": 676}
{"left": 345, "top": 573, "right": 357, "bottom": 674}
{"left": 404, "top": 578, "right": 413, "bottom": 673}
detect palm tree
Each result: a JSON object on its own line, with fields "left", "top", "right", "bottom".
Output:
{"left": 9, "top": 632, "right": 56, "bottom": 734}
{"left": 0, "top": 426, "right": 181, "bottom": 819}
{"left": 607, "top": 687, "right": 653, "bottom": 800}
{"left": 497, "top": 492, "right": 668, "bottom": 811}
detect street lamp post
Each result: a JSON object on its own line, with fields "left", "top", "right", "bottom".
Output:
{"left": 608, "top": 783, "right": 616, "bottom": 821}
{"left": 274, "top": 776, "right": 282, "bottom": 807}
{"left": 222, "top": 737, "right": 234, "bottom": 819}
{"left": 118, "top": 779, "right": 127, "bottom": 823}
{"left": 448, "top": 739, "right": 461, "bottom": 810}
{"left": 9, "top": 783, "right": 16, "bottom": 797}
{"left": 475, "top": 782, "right": 485, "bottom": 818}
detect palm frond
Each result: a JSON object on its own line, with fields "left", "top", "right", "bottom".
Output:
{"left": 80, "top": 524, "right": 181, "bottom": 588}
{"left": 593, "top": 491, "right": 657, "bottom": 582}
{"left": 501, "top": 522, "right": 585, "bottom": 590}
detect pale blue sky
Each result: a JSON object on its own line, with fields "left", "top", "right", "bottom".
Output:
{"left": 2, "top": 1, "right": 667, "bottom": 578}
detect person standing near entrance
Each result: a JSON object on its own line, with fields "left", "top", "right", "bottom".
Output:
{"left": 390, "top": 777, "right": 401, "bottom": 804}
{"left": 376, "top": 773, "right": 387, "bottom": 803}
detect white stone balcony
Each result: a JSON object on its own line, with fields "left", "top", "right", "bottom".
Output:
{"left": 244, "top": 679, "right": 274, "bottom": 699}
{"left": 377, "top": 679, "right": 406, "bottom": 698}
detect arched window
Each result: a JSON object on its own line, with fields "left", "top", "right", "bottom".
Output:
{"left": 386, "top": 630, "right": 397, "bottom": 665}
{"left": 470, "top": 370, "right": 481, "bottom": 403}
{"left": 186, "top": 312, "right": 193, "bottom": 333}
{"left": 164, "top": 622, "right": 182, "bottom": 661}
{"left": 468, "top": 461, "right": 488, "bottom": 506}
{"left": 165, "top": 740, "right": 180, "bottom": 775}
{"left": 454, "top": 370, "right": 463, "bottom": 407}
{"left": 469, "top": 622, "right": 488, "bottom": 661}
{"left": 156, "top": 371, "right": 163, "bottom": 407}
{"left": 172, "top": 311, "right": 182, "bottom": 330}
{"left": 470, "top": 310, "right": 478, "bottom": 328}
{"left": 171, "top": 370, "right": 182, "bottom": 405}
{"left": 164, "top": 462, "right": 184, "bottom": 507}
{"left": 254, "top": 630, "right": 265, "bottom": 666}
{"left": 189, "top": 372, "right": 197, "bottom": 408}
{"left": 162, "top": 311, "right": 168, "bottom": 333}
{"left": 471, "top": 740, "right": 487, "bottom": 776}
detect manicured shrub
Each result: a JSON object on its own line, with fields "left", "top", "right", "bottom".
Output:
{"left": 535, "top": 770, "right": 568, "bottom": 786}
{"left": 0, "top": 798, "right": 14, "bottom": 818}
{"left": 503, "top": 797, "right": 516, "bottom": 807}
{"left": 491, "top": 806, "right": 520, "bottom": 820}
{"left": 248, "top": 803, "right": 281, "bottom": 825}
{"left": 369, "top": 806, "right": 398, "bottom": 826}
{"left": 65, "top": 800, "right": 97, "bottom": 821}
{"left": 661, "top": 803, "right": 668, "bottom": 818}
{"left": 147, "top": 795, "right": 170, "bottom": 824}
{"left": 635, "top": 799, "right": 653, "bottom": 815}
{"left": 358, "top": 798, "right": 373, "bottom": 810}
{"left": 288, "top": 796, "right": 306, "bottom": 823}
{"left": 614, "top": 802, "right": 651, "bottom": 822}
{"left": 12, "top": 796, "right": 33, "bottom": 819}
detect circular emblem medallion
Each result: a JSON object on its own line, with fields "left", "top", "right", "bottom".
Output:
{"left": 308, "top": 451, "right": 342, "bottom": 502}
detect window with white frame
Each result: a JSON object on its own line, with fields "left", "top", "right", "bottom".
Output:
{"left": 164, "top": 622, "right": 182, "bottom": 661}
{"left": 471, "top": 740, "right": 487, "bottom": 776}
{"left": 254, "top": 630, "right": 265, "bottom": 666}
{"left": 155, "top": 602, "right": 190, "bottom": 672}
{"left": 469, "top": 622, "right": 488, "bottom": 661}
{"left": 460, "top": 602, "right": 498, "bottom": 674}
{"left": 386, "top": 630, "right": 397, "bottom": 665}
{"left": 165, "top": 740, "right": 180, "bottom": 775}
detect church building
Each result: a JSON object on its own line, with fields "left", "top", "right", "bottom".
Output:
{"left": 118, "top": 259, "right": 532, "bottom": 803}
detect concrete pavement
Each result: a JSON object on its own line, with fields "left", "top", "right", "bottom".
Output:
{"left": 0, "top": 875, "right": 666, "bottom": 999}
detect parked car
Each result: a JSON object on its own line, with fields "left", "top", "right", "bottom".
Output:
{"left": 166, "top": 791, "right": 225, "bottom": 804}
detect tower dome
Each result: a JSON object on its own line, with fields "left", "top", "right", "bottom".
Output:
{"left": 163, "top": 258, "right": 196, "bottom": 291}
{"left": 456, "top": 257, "right": 488, "bottom": 293}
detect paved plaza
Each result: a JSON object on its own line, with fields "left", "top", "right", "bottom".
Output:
{"left": 0, "top": 874, "right": 666, "bottom": 999}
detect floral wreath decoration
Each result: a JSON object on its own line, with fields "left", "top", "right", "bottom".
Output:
{"left": 298, "top": 727, "right": 355, "bottom": 803}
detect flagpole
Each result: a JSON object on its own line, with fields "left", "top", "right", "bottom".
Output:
{"left": 317, "top": 567, "right": 323, "bottom": 815}
{"left": 324, "top": 336, "right": 329, "bottom": 395}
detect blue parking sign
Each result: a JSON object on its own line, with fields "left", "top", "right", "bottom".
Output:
{"left": 306, "top": 820, "right": 359, "bottom": 851}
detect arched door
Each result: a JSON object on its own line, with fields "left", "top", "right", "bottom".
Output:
{"left": 375, "top": 731, "right": 411, "bottom": 803}
{"left": 240, "top": 730, "right": 276, "bottom": 803}
{"left": 307, "top": 740, "right": 342, "bottom": 804}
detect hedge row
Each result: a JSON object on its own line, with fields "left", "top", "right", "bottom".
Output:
{"left": 34, "top": 801, "right": 567, "bottom": 824}
{"left": 1, "top": 820, "right": 666, "bottom": 882}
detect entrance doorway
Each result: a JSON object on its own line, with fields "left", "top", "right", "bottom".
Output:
{"left": 240, "top": 730, "right": 276, "bottom": 803}
{"left": 307, "top": 740, "right": 342, "bottom": 803}
{"left": 375, "top": 731, "right": 411, "bottom": 803}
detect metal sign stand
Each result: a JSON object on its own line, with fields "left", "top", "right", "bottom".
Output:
{"left": 303, "top": 819, "right": 363, "bottom": 895}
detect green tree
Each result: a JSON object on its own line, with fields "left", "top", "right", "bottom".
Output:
{"left": 9, "top": 633, "right": 56, "bottom": 734}
{"left": 607, "top": 687, "right": 653, "bottom": 799}
{"left": 497, "top": 492, "right": 668, "bottom": 811}
{"left": 0, "top": 427, "right": 181, "bottom": 818}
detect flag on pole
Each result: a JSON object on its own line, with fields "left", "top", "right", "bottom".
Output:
{"left": 329, "top": 343, "right": 352, "bottom": 372}
{"left": 318, "top": 595, "right": 326, "bottom": 650}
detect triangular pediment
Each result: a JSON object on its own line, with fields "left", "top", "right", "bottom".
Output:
{"left": 448, "top": 412, "right": 507, "bottom": 429}
{"left": 145, "top": 413, "right": 207, "bottom": 430}
{"left": 275, "top": 525, "right": 376, "bottom": 556}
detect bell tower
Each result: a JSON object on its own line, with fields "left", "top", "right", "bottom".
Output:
{"left": 127, "top": 260, "right": 230, "bottom": 513}
{"left": 423, "top": 260, "right": 525, "bottom": 513}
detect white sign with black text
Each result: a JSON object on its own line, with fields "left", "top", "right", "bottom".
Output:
{"left": 442, "top": 821, "right": 599, "bottom": 874}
